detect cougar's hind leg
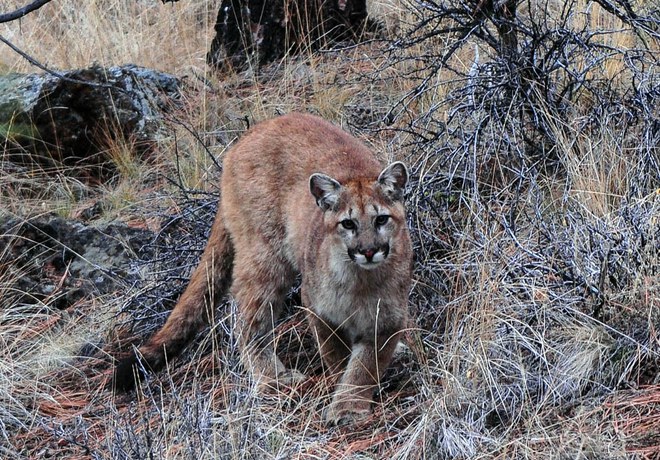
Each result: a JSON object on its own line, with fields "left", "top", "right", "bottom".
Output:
{"left": 231, "top": 254, "right": 301, "bottom": 385}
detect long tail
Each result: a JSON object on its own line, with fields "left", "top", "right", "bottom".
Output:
{"left": 113, "top": 209, "right": 234, "bottom": 392}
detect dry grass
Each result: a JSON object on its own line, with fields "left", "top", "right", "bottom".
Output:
{"left": 1, "top": 0, "right": 659, "bottom": 459}
{"left": 1, "top": 0, "right": 220, "bottom": 73}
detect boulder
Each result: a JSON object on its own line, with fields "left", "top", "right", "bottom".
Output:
{"left": 0, "top": 65, "right": 180, "bottom": 177}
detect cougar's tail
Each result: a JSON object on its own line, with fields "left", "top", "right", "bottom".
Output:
{"left": 113, "top": 211, "right": 234, "bottom": 392}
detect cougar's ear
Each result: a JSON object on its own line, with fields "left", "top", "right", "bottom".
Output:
{"left": 378, "top": 161, "right": 408, "bottom": 201}
{"left": 310, "top": 173, "right": 342, "bottom": 211}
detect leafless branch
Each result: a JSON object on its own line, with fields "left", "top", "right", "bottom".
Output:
{"left": 0, "top": 0, "right": 54, "bottom": 23}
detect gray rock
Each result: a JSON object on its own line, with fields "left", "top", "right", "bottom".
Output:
{"left": 0, "top": 64, "right": 180, "bottom": 177}
{"left": 0, "top": 214, "right": 155, "bottom": 310}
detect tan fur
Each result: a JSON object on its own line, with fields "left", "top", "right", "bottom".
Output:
{"left": 113, "top": 113, "right": 412, "bottom": 424}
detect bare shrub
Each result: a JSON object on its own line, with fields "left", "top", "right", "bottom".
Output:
{"left": 376, "top": 0, "right": 659, "bottom": 457}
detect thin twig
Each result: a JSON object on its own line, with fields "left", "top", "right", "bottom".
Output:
{"left": 0, "top": 34, "right": 123, "bottom": 90}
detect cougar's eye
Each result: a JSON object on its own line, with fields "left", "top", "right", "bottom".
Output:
{"left": 374, "top": 215, "right": 390, "bottom": 226}
{"left": 340, "top": 219, "right": 356, "bottom": 230}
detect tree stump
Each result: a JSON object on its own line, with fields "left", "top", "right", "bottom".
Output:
{"left": 205, "top": 0, "right": 372, "bottom": 70}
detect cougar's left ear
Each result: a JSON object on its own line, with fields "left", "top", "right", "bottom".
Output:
{"left": 377, "top": 162, "right": 408, "bottom": 201}
{"left": 310, "top": 173, "right": 343, "bottom": 211}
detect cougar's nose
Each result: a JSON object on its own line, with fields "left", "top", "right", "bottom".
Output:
{"left": 362, "top": 248, "right": 376, "bottom": 261}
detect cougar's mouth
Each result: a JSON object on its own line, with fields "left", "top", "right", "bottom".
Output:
{"left": 348, "top": 244, "right": 390, "bottom": 269}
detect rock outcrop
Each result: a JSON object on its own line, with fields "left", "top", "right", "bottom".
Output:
{"left": 0, "top": 65, "right": 180, "bottom": 177}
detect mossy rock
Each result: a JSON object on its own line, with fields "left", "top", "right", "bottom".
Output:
{"left": 0, "top": 65, "right": 181, "bottom": 179}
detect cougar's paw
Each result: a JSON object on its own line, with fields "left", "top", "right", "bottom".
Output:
{"left": 257, "top": 368, "right": 306, "bottom": 392}
{"left": 111, "top": 352, "right": 145, "bottom": 393}
{"left": 278, "top": 368, "right": 306, "bottom": 385}
{"left": 324, "top": 401, "right": 371, "bottom": 426}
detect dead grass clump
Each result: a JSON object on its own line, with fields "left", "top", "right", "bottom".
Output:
{"left": 0, "top": 0, "right": 220, "bottom": 74}
{"left": 606, "top": 385, "right": 660, "bottom": 458}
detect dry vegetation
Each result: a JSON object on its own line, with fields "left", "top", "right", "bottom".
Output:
{"left": 1, "top": 0, "right": 658, "bottom": 459}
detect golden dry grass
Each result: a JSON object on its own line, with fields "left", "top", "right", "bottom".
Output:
{"left": 1, "top": 0, "right": 658, "bottom": 459}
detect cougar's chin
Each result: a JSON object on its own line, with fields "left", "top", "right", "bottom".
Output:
{"left": 356, "top": 260, "right": 384, "bottom": 270}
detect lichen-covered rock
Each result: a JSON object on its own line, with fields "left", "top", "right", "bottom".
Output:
{"left": 0, "top": 65, "right": 180, "bottom": 177}
{"left": 0, "top": 214, "right": 155, "bottom": 311}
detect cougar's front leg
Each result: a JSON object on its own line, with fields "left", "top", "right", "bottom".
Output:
{"left": 325, "top": 331, "right": 401, "bottom": 425}
{"left": 309, "top": 316, "right": 352, "bottom": 378}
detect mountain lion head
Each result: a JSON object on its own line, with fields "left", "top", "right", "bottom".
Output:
{"left": 309, "top": 162, "right": 408, "bottom": 270}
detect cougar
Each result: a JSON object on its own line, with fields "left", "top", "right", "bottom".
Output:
{"left": 113, "top": 113, "right": 412, "bottom": 424}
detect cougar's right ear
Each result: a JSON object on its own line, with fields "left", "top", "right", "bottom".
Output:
{"left": 309, "top": 173, "right": 342, "bottom": 211}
